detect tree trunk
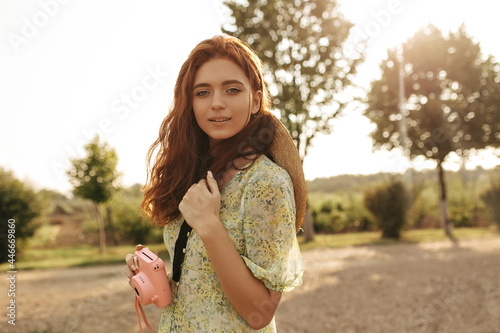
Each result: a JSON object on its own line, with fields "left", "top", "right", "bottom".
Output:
{"left": 437, "top": 163, "right": 454, "bottom": 239}
{"left": 302, "top": 203, "right": 315, "bottom": 242}
{"left": 105, "top": 205, "right": 118, "bottom": 245}
{"left": 93, "top": 202, "right": 107, "bottom": 254}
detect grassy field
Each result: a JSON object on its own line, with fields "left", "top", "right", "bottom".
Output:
{"left": 297, "top": 226, "right": 498, "bottom": 250}
{"left": 1, "top": 243, "right": 169, "bottom": 271}
{"left": 2, "top": 226, "right": 497, "bottom": 271}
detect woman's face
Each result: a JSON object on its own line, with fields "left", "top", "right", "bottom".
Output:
{"left": 192, "top": 57, "right": 261, "bottom": 144}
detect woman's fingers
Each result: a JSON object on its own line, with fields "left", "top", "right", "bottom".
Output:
{"left": 124, "top": 265, "right": 134, "bottom": 279}
{"left": 125, "top": 253, "right": 137, "bottom": 271}
{"left": 206, "top": 171, "right": 219, "bottom": 196}
{"left": 180, "top": 174, "right": 221, "bottom": 229}
{"left": 125, "top": 253, "right": 138, "bottom": 282}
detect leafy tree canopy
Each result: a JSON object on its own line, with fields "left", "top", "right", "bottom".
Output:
{"left": 365, "top": 24, "right": 500, "bottom": 164}
{"left": 0, "top": 168, "right": 42, "bottom": 262}
{"left": 223, "top": 0, "right": 364, "bottom": 160}
{"left": 67, "top": 136, "right": 119, "bottom": 204}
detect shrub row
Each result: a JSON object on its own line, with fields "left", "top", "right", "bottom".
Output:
{"left": 309, "top": 175, "right": 500, "bottom": 238}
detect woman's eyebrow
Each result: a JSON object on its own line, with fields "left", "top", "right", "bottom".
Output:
{"left": 193, "top": 80, "right": 245, "bottom": 90}
{"left": 222, "top": 79, "right": 244, "bottom": 86}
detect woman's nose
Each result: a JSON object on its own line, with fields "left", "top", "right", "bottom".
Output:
{"left": 211, "top": 90, "right": 225, "bottom": 110}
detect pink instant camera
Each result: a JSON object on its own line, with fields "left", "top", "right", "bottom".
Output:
{"left": 130, "top": 245, "right": 171, "bottom": 308}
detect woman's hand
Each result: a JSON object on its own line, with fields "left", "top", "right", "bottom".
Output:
{"left": 179, "top": 171, "right": 221, "bottom": 234}
{"left": 124, "top": 253, "right": 139, "bottom": 286}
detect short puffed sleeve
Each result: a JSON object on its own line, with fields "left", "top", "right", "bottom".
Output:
{"left": 240, "top": 166, "right": 304, "bottom": 292}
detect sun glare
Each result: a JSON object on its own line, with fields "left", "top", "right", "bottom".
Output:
{"left": 1, "top": 0, "right": 498, "bottom": 190}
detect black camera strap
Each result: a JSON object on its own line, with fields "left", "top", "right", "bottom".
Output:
{"left": 172, "top": 220, "right": 192, "bottom": 282}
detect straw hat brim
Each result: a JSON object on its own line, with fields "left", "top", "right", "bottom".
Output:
{"left": 268, "top": 114, "right": 307, "bottom": 233}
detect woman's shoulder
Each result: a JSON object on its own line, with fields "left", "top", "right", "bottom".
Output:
{"left": 245, "top": 154, "right": 293, "bottom": 188}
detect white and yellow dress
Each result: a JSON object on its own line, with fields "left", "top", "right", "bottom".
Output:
{"left": 159, "top": 154, "right": 303, "bottom": 332}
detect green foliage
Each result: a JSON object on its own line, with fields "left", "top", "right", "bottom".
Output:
{"left": 0, "top": 168, "right": 42, "bottom": 263}
{"left": 365, "top": 24, "right": 500, "bottom": 163}
{"left": 0, "top": 243, "right": 169, "bottom": 271}
{"left": 307, "top": 172, "right": 398, "bottom": 193}
{"left": 1, "top": 227, "right": 495, "bottom": 271}
{"left": 310, "top": 195, "right": 343, "bottom": 233}
{"left": 67, "top": 135, "right": 120, "bottom": 254}
{"left": 306, "top": 167, "right": 500, "bottom": 232}
{"left": 365, "top": 24, "right": 499, "bottom": 237}
{"left": 308, "top": 193, "right": 372, "bottom": 233}
{"left": 223, "top": 0, "right": 364, "bottom": 159}
{"left": 67, "top": 136, "right": 119, "bottom": 204}
{"left": 296, "top": 226, "right": 497, "bottom": 251}
{"left": 108, "top": 184, "right": 163, "bottom": 244}
{"left": 445, "top": 172, "right": 479, "bottom": 227}
{"left": 363, "top": 178, "right": 409, "bottom": 239}
{"left": 481, "top": 177, "right": 500, "bottom": 228}
{"left": 406, "top": 181, "right": 439, "bottom": 229}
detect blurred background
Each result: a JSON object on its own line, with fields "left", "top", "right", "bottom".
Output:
{"left": 1, "top": 0, "right": 500, "bottom": 332}
{"left": 1, "top": 0, "right": 499, "bottom": 251}
{"left": 1, "top": 0, "right": 499, "bottom": 192}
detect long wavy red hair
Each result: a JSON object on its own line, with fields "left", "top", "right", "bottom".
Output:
{"left": 142, "top": 35, "right": 276, "bottom": 226}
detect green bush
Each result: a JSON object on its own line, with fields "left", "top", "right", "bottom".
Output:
{"left": 80, "top": 184, "right": 163, "bottom": 245}
{"left": 406, "top": 182, "right": 435, "bottom": 229}
{"left": 363, "top": 178, "right": 409, "bottom": 239}
{"left": 309, "top": 194, "right": 373, "bottom": 233}
{"left": 446, "top": 175, "right": 480, "bottom": 227}
{"left": 0, "top": 168, "right": 42, "bottom": 263}
{"left": 109, "top": 184, "right": 163, "bottom": 244}
{"left": 481, "top": 178, "right": 500, "bottom": 229}
{"left": 310, "top": 198, "right": 336, "bottom": 233}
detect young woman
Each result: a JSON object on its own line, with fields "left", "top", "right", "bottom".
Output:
{"left": 125, "top": 35, "right": 306, "bottom": 332}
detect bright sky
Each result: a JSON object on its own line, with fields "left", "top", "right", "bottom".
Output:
{"left": 1, "top": 0, "right": 499, "bottom": 195}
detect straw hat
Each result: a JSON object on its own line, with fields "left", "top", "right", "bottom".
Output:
{"left": 268, "top": 113, "right": 307, "bottom": 233}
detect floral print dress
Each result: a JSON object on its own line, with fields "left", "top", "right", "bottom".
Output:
{"left": 158, "top": 154, "right": 304, "bottom": 332}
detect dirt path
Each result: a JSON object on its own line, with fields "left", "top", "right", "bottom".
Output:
{"left": 1, "top": 235, "right": 500, "bottom": 333}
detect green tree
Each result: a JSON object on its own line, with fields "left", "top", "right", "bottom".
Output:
{"left": 365, "top": 24, "right": 500, "bottom": 238}
{"left": 0, "top": 168, "right": 42, "bottom": 263}
{"left": 223, "top": 0, "right": 364, "bottom": 241}
{"left": 363, "top": 179, "right": 408, "bottom": 239}
{"left": 67, "top": 136, "right": 119, "bottom": 254}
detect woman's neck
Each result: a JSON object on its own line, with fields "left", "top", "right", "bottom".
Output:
{"left": 217, "top": 152, "right": 258, "bottom": 191}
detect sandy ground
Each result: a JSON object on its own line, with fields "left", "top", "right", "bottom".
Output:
{"left": 1, "top": 235, "right": 500, "bottom": 333}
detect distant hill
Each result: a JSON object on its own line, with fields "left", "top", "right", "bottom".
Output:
{"left": 306, "top": 166, "right": 500, "bottom": 194}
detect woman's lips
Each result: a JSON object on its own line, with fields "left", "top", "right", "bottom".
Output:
{"left": 209, "top": 118, "right": 231, "bottom": 122}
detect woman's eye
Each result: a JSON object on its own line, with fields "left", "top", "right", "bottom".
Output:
{"left": 195, "top": 90, "right": 209, "bottom": 97}
{"left": 227, "top": 87, "right": 241, "bottom": 94}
